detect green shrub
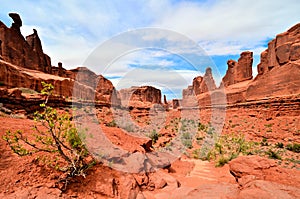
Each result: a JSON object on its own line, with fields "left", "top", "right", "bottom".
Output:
{"left": 216, "top": 156, "right": 229, "bottom": 167}
{"left": 266, "top": 149, "right": 282, "bottom": 160}
{"left": 207, "top": 133, "right": 258, "bottom": 166}
{"left": 261, "top": 137, "right": 269, "bottom": 146}
{"left": 181, "top": 132, "right": 193, "bottom": 149}
{"left": 148, "top": 130, "right": 160, "bottom": 144}
{"left": 275, "top": 142, "right": 284, "bottom": 148}
{"left": 286, "top": 143, "right": 300, "bottom": 153}
{"left": 106, "top": 120, "right": 117, "bottom": 127}
{"left": 2, "top": 82, "right": 95, "bottom": 190}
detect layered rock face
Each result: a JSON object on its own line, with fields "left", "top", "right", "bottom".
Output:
{"left": 182, "top": 67, "right": 217, "bottom": 107}
{"left": 257, "top": 23, "right": 300, "bottom": 75}
{"left": 192, "top": 67, "right": 217, "bottom": 95}
{"left": 222, "top": 51, "right": 253, "bottom": 87}
{"left": 119, "top": 86, "right": 161, "bottom": 107}
{"left": 0, "top": 13, "right": 51, "bottom": 73}
{"left": 246, "top": 23, "right": 300, "bottom": 100}
{"left": 0, "top": 13, "right": 120, "bottom": 106}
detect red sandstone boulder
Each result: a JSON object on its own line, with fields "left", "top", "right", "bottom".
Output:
{"left": 229, "top": 156, "right": 300, "bottom": 188}
{"left": 229, "top": 156, "right": 300, "bottom": 198}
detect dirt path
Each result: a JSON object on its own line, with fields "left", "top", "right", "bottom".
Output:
{"left": 142, "top": 158, "right": 236, "bottom": 198}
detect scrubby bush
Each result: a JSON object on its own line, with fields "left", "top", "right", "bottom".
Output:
{"left": 148, "top": 129, "right": 160, "bottom": 144}
{"left": 106, "top": 120, "right": 117, "bottom": 127}
{"left": 207, "top": 133, "right": 258, "bottom": 166}
{"left": 3, "top": 82, "right": 95, "bottom": 190}
{"left": 181, "top": 132, "right": 193, "bottom": 149}
{"left": 286, "top": 143, "right": 300, "bottom": 153}
{"left": 266, "top": 149, "right": 282, "bottom": 160}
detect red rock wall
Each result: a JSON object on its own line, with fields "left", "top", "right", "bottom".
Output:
{"left": 0, "top": 14, "right": 51, "bottom": 73}
{"left": 222, "top": 51, "right": 253, "bottom": 87}
{"left": 257, "top": 23, "right": 300, "bottom": 76}
{"left": 119, "top": 86, "right": 162, "bottom": 107}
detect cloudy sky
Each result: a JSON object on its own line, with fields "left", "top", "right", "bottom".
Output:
{"left": 1, "top": 0, "right": 299, "bottom": 99}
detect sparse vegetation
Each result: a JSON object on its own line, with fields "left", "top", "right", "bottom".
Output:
{"left": 261, "top": 137, "right": 269, "bottom": 146}
{"left": 206, "top": 133, "right": 259, "bottom": 166}
{"left": 275, "top": 142, "right": 284, "bottom": 148}
{"left": 2, "top": 82, "right": 95, "bottom": 190}
{"left": 181, "top": 132, "right": 193, "bottom": 149}
{"left": 106, "top": 120, "right": 118, "bottom": 127}
{"left": 286, "top": 143, "right": 300, "bottom": 153}
{"left": 266, "top": 149, "right": 282, "bottom": 160}
{"left": 148, "top": 129, "right": 160, "bottom": 144}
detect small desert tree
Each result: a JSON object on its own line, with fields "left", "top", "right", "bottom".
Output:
{"left": 3, "top": 82, "right": 95, "bottom": 189}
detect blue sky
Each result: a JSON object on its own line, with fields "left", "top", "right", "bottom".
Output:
{"left": 0, "top": 0, "right": 299, "bottom": 99}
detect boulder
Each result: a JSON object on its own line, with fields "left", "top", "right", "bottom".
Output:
{"left": 229, "top": 156, "right": 300, "bottom": 188}
{"left": 229, "top": 156, "right": 300, "bottom": 199}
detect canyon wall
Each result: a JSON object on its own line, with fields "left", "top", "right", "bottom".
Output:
{"left": 221, "top": 51, "right": 253, "bottom": 87}
{"left": 0, "top": 13, "right": 51, "bottom": 73}
{"left": 119, "top": 86, "right": 162, "bottom": 107}
{"left": 182, "top": 23, "right": 300, "bottom": 106}
{"left": 0, "top": 13, "right": 120, "bottom": 106}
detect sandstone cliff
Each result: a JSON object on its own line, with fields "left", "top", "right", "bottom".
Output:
{"left": 182, "top": 67, "right": 217, "bottom": 107}
{"left": 182, "top": 23, "right": 300, "bottom": 106}
{"left": 0, "top": 13, "right": 51, "bottom": 73}
{"left": 0, "top": 13, "right": 120, "bottom": 106}
{"left": 222, "top": 51, "right": 253, "bottom": 87}
{"left": 246, "top": 23, "right": 300, "bottom": 100}
{"left": 119, "top": 86, "right": 161, "bottom": 107}
{"left": 257, "top": 23, "right": 300, "bottom": 75}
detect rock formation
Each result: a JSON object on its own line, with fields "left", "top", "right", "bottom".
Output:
{"left": 163, "top": 95, "right": 167, "bottom": 104}
{"left": 182, "top": 85, "right": 193, "bottom": 99}
{"left": 257, "top": 23, "right": 300, "bottom": 76}
{"left": 119, "top": 86, "right": 161, "bottom": 107}
{"left": 181, "top": 67, "right": 217, "bottom": 107}
{"left": 0, "top": 13, "right": 122, "bottom": 106}
{"left": 182, "top": 67, "right": 217, "bottom": 100}
{"left": 222, "top": 51, "right": 253, "bottom": 87}
{"left": 0, "top": 13, "right": 51, "bottom": 73}
{"left": 246, "top": 23, "right": 300, "bottom": 100}
{"left": 172, "top": 99, "right": 181, "bottom": 109}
